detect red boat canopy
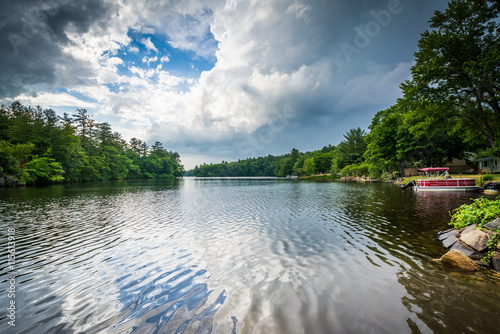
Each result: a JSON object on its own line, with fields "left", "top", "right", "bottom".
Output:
{"left": 418, "top": 167, "right": 449, "bottom": 172}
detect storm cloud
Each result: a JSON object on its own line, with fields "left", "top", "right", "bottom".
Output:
{"left": 0, "top": 0, "right": 451, "bottom": 168}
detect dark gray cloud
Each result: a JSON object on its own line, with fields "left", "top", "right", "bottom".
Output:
{"left": 0, "top": 0, "right": 453, "bottom": 168}
{"left": 0, "top": 0, "right": 114, "bottom": 98}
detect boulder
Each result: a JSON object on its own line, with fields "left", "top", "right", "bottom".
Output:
{"left": 460, "top": 228, "right": 490, "bottom": 252}
{"left": 492, "top": 252, "right": 500, "bottom": 272}
{"left": 484, "top": 218, "right": 500, "bottom": 231}
{"left": 462, "top": 224, "right": 477, "bottom": 234}
{"left": 440, "top": 250, "right": 479, "bottom": 271}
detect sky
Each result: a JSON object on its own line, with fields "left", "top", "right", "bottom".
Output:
{"left": 0, "top": 0, "right": 452, "bottom": 169}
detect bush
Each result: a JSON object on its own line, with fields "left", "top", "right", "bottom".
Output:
{"left": 341, "top": 163, "right": 370, "bottom": 177}
{"left": 482, "top": 174, "right": 494, "bottom": 181}
{"left": 449, "top": 198, "right": 500, "bottom": 229}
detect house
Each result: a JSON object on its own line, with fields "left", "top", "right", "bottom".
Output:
{"left": 476, "top": 157, "right": 500, "bottom": 173}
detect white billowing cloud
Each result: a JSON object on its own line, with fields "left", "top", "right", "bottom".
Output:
{"left": 129, "top": 46, "right": 140, "bottom": 53}
{"left": 141, "top": 26, "right": 156, "bottom": 35}
{"left": 140, "top": 37, "right": 159, "bottom": 53}
{"left": 144, "top": 0, "right": 344, "bottom": 148}
{"left": 3, "top": 0, "right": 417, "bottom": 167}
{"left": 6, "top": 92, "right": 98, "bottom": 109}
{"left": 142, "top": 55, "right": 158, "bottom": 65}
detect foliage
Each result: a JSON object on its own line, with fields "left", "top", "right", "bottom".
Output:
{"left": 22, "top": 151, "right": 65, "bottom": 184}
{"left": 340, "top": 162, "right": 370, "bottom": 177}
{"left": 0, "top": 102, "right": 184, "bottom": 184}
{"left": 364, "top": 106, "right": 403, "bottom": 174}
{"left": 482, "top": 174, "right": 494, "bottom": 181}
{"left": 449, "top": 198, "right": 500, "bottom": 229}
{"left": 303, "top": 158, "right": 316, "bottom": 176}
{"left": 332, "top": 127, "right": 367, "bottom": 171}
{"left": 405, "top": 0, "right": 500, "bottom": 155}
{"left": 482, "top": 230, "right": 500, "bottom": 264}
{"left": 312, "top": 152, "right": 333, "bottom": 174}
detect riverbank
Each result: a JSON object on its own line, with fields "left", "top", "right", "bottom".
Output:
{"left": 438, "top": 220, "right": 500, "bottom": 272}
{"left": 0, "top": 173, "right": 25, "bottom": 187}
{"left": 299, "top": 174, "right": 382, "bottom": 182}
{"left": 437, "top": 197, "right": 500, "bottom": 273}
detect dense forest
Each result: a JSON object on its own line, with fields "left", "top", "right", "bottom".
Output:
{"left": 191, "top": 0, "right": 499, "bottom": 178}
{"left": 0, "top": 102, "right": 184, "bottom": 184}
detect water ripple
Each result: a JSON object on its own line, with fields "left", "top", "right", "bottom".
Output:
{"left": 1, "top": 179, "right": 500, "bottom": 333}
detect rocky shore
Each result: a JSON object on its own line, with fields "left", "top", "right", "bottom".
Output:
{"left": 438, "top": 218, "right": 500, "bottom": 272}
{"left": 0, "top": 173, "right": 24, "bottom": 187}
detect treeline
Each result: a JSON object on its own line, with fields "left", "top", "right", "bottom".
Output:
{"left": 192, "top": 0, "right": 499, "bottom": 179}
{"left": 191, "top": 145, "right": 337, "bottom": 178}
{"left": 190, "top": 129, "right": 365, "bottom": 178}
{"left": 0, "top": 102, "right": 184, "bottom": 184}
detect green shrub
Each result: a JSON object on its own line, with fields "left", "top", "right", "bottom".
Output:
{"left": 449, "top": 198, "right": 500, "bottom": 229}
{"left": 482, "top": 174, "right": 494, "bottom": 181}
{"left": 482, "top": 230, "right": 500, "bottom": 264}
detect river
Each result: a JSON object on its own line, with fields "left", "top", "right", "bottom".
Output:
{"left": 1, "top": 178, "right": 499, "bottom": 333}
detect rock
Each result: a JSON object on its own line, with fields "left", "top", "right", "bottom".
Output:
{"left": 0, "top": 176, "right": 5, "bottom": 186}
{"left": 442, "top": 235, "right": 459, "bottom": 248}
{"left": 438, "top": 229, "right": 460, "bottom": 241}
{"left": 483, "top": 229, "right": 495, "bottom": 237}
{"left": 460, "top": 228, "right": 490, "bottom": 252}
{"left": 484, "top": 218, "right": 500, "bottom": 231}
{"left": 5, "top": 175, "right": 16, "bottom": 186}
{"left": 450, "top": 240, "right": 482, "bottom": 258}
{"left": 474, "top": 260, "right": 491, "bottom": 269}
{"left": 492, "top": 252, "right": 500, "bottom": 272}
{"left": 462, "top": 224, "right": 477, "bottom": 234}
{"left": 440, "top": 250, "right": 479, "bottom": 271}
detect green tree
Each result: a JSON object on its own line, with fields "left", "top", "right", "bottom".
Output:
{"left": 406, "top": 0, "right": 500, "bottom": 155}
{"left": 332, "top": 127, "right": 367, "bottom": 171}
{"left": 364, "top": 106, "right": 403, "bottom": 174}
{"left": 303, "top": 158, "right": 316, "bottom": 175}
{"left": 313, "top": 152, "right": 333, "bottom": 174}
{"left": 22, "top": 150, "right": 65, "bottom": 184}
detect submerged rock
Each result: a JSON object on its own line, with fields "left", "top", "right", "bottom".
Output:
{"left": 440, "top": 250, "right": 479, "bottom": 271}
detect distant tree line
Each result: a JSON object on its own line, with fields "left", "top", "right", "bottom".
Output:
{"left": 0, "top": 102, "right": 184, "bottom": 184}
{"left": 192, "top": 0, "right": 499, "bottom": 179}
{"left": 189, "top": 130, "right": 365, "bottom": 178}
{"left": 191, "top": 146, "right": 338, "bottom": 178}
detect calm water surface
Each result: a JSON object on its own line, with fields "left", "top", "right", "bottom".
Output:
{"left": 1, "top": 178, "right": 500, "bottom": 333}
